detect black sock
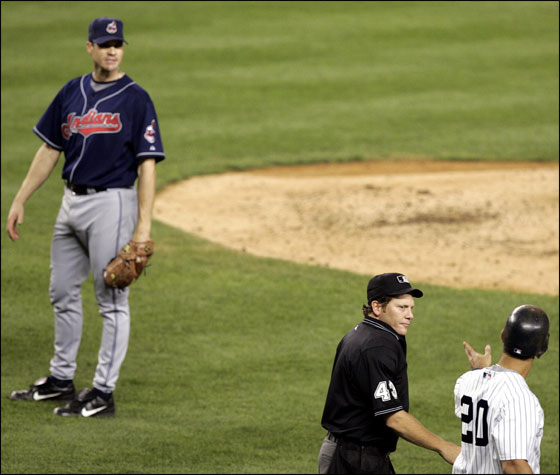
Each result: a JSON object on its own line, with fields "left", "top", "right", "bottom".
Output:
{"left": 93, "top": 388, "right": 112, "bottom": 401}
{"left": 49, "top": 376, "right": 73, "bottom": 387}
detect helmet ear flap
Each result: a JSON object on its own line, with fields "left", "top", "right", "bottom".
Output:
{"left": 535, "top": 332, "right": 550, "bottom": 358}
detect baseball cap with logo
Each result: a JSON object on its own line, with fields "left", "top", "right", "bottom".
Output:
{"left": 88, "top": 17, "right": 128, "bottom": 44}
{"left": 367, "top": 273, "right": 423, "bottom": 304}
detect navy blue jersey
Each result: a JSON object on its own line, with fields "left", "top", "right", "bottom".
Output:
{"left": 321, "top": 316, "right": 409, "bottom": 452}
{"left": 34, "top": 73, "right": 165, "bottom": 188}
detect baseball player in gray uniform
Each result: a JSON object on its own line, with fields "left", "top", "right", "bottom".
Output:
{"left": 6, "top": 17, "right": 165, "bottom": 417}
{"left": 453, "top": 305, "right": 550, "bottom": 474}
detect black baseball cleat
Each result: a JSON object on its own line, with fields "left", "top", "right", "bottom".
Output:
{"left": 9, "top": 376, "right": 75, "bottom": 402}
{"left": 54, "top": 388, "right": 115, "bottom": 417}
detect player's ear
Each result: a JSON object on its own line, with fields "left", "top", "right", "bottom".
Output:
{"left": 500, "top": 329, "right": 505, "bottom": 342}
{"left": 86, "top": 41, "right": 94, "bottom": 54}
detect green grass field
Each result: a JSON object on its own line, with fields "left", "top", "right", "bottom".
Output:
{"left": 1, "top": 1, "right": 558, "bottom": 473}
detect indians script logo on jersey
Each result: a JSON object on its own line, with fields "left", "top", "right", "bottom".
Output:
{"left": 61, "top": 109, "right": 123, "bottom": 139}
{"left": 144, "top": 120, "right": 157, "bottom": 144}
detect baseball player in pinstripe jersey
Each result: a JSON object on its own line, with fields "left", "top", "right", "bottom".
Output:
{"left": 453, "top": 305, "right": 550, "bottom": 474}
{"left": 6, "top": 17, "right": 165, "bottom": 417}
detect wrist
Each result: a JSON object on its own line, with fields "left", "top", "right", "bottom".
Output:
{"left": 132, "top": 234, "right": 150, "bottom": 242}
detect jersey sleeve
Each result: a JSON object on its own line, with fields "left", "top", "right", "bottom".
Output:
{"left": 454, "top": 372, "right": 467, "bottom": 418}
{"left": 362, "top": 346, "right": 405, "bottom": 417}
{"left": 132, "top": 91, "right": 165, "bottom": 162}
{"left": 33, "top": 87, "right": 65, "bottom": 150}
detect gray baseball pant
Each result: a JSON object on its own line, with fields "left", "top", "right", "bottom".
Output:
{"left": 48, "top": 186, "right": 137, "bottom": 393}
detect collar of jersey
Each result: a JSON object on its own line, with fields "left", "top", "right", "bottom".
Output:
{"left": 362, "top": 316, "right": 401, "bottom": 340}
{"left": 89, "top": 72, "right": 127, "bottom": 84}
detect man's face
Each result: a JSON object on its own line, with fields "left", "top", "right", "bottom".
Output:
{"left": 373, "top": 294, "right": 415, "bottom": 336}
{"left": 86, "top": 40, "right": 124, "bottom": 76}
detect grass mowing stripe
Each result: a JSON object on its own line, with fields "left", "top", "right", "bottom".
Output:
{"left": 2, "top": 2, "right": 558, "bottom": 179}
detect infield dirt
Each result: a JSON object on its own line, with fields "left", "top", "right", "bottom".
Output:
{"left": 154, "top": 161, "right": 559, "bottom": 296}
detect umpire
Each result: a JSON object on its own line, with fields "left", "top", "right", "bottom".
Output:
{"left": 318, "top": 273, "right": 460, "bottom": 474}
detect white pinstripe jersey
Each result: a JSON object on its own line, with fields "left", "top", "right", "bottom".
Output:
{"left": 452, "top": 364, "right": 544, "bottom": 474}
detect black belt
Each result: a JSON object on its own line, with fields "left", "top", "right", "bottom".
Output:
{"left": 326, "top": 432, "right": 390, "bottom": 458}
{"left": 66, "top": 182, "right": 107, "bottom": 195}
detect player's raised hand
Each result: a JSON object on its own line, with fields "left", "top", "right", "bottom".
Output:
{"left": 463, "top": 341, "right": 492, "bottom": 369}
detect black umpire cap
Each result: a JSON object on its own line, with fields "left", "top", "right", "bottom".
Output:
{"left": 367, "top": 273, "right": 423, "bottom": 304}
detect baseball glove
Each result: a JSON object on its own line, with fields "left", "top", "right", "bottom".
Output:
{"left": 103, "top": 240, "right": 154, "bottom": 289}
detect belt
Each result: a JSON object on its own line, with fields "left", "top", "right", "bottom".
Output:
{"left": 326, "top": 432, "right": 390, "bottom": 458}
{"left": 66, "top": 182, "right": 107, "bottom": 195}
{"left": 327, "top": 432, "right": 338, "bottom": 442}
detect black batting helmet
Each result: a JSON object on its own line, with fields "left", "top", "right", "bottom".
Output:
{"left": 503, "top": 305, "right": 550, "bottom": 359}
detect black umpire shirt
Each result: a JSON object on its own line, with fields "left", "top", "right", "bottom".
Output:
{"left": 321, "top": 316, "right": 409, "bottom": 453}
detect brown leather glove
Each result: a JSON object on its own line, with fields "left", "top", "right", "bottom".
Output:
{"left": 103, "top": 240, "right": 154, "bottom": 289}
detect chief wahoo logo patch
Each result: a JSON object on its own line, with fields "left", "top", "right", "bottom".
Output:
{"left": 106, "top": 21, "right": 117, "bottom": 34}
{"left": 144, "top": 120, "right": 157, "bottom": 144}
